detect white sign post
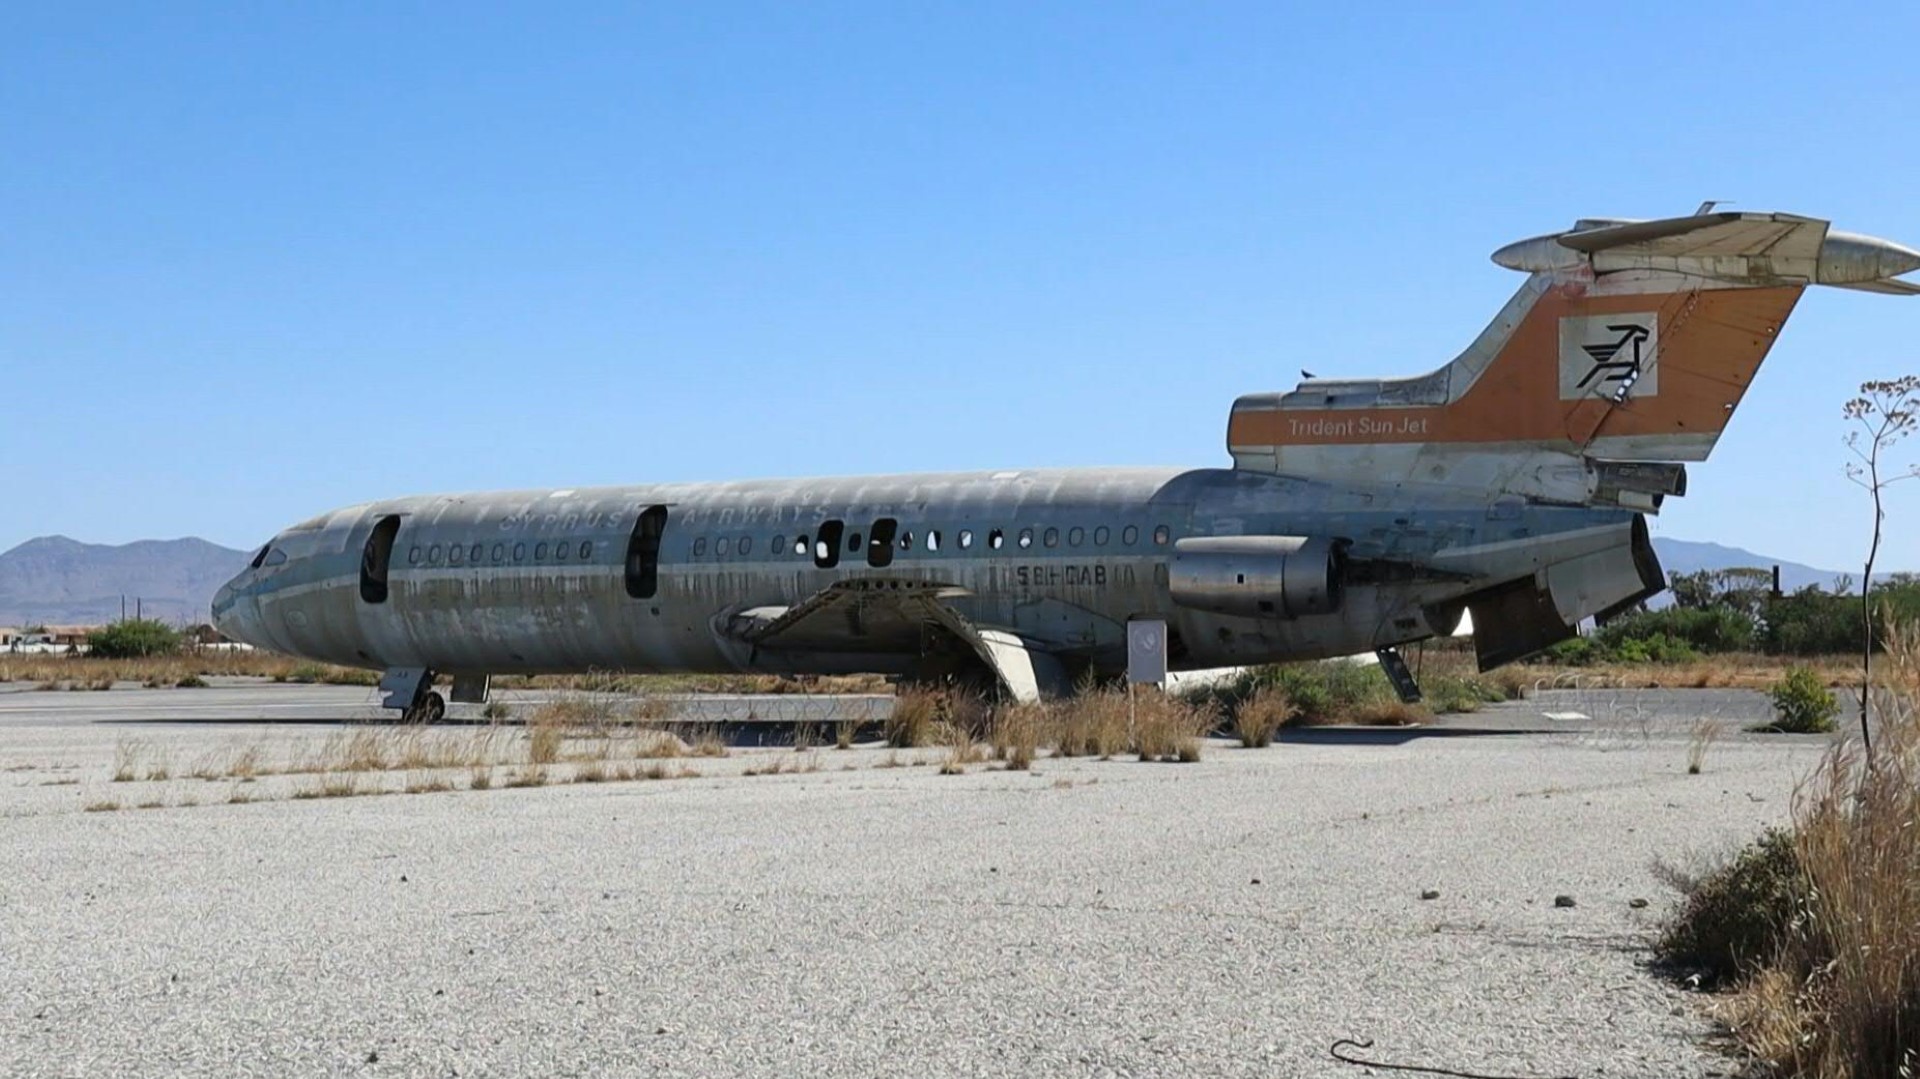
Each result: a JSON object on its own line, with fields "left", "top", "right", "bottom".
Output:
{"left": 1127, "top": 619, "right": 1168, "bottom": 686}
{"left": 1126, "top": 619, "right": 1168, "bottom": 745}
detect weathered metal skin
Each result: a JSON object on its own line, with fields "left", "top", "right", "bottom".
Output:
{"left": 212, "top": 465, "right": 1638, "bottom": 681}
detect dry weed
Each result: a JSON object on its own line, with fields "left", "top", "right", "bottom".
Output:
{"left": 990, "top": 702, "right": 1046, "bottom": 770}
{"left": 110, "top": 739, "right": 143, "bottom": 782}
{"left": 527, "top": 723, "right": 565, "bottom": 766}
{"left": 886, "top": 688, "right": 941, "bottom": 747}
{"left": 1233, "top": 685, "right": 1296, "bottom": 748}
{"left": 1687, "top": 719, "right": 1724, "bottom": 775}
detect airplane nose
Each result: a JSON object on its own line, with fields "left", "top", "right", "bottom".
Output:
{"left": 211, "top": 577, "right": 262, "bottom": 648}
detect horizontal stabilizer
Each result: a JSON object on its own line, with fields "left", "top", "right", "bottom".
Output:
{"left": 1834, "top": 277, "right": 1920, "bottom": 296}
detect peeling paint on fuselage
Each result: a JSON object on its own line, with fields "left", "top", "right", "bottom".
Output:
{"left": 211, "top": 466, "right": 1639, "bottom": 678}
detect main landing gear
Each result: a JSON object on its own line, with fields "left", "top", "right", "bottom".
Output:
{"left": 379, "top": 667, "right": 445, "bottom": 723}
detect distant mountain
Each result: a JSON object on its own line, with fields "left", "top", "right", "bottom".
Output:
{"left": 0, "top": 536, "right": 250, "bottom": 626}
{"left": 1652, "top": 537, "right": 1851, "bottom": 594}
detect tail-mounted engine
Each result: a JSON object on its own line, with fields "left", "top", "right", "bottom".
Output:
{"left": 1168, "top": 536, "right": 1346, "bottom": 619}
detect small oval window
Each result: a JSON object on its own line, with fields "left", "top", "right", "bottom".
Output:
{"left": 1122, "top": 525, "right": 1139, "bottom": 546}
{"left": 693, "top": 537, "right": 708, "bottom": 557}
{"left": 848, "top": 531, "right": 862, "bottom": 552}
{"left": 928, "top": 530, "right": 942, "bottom": 552}
{"left": 738, "top": 536, "right": 753, "bottom": 556}
{"left": 988, "top": 529, "right": 1004, "bottom": 550}
{"left": 470, "top": 544, "right": 483, "bottom": 563}
{"left": 1043, "top": 527, "right": 1059, "bottom": 548}
{"left": 772, "top": 534, "right": 784, "bottom": 554}
{"left": 1154, "top": 525, "right": 1171, "bottom": 545}
{"left": 579, "top": 541, "right": 592, "bottom": 560}
{"left": 717, "top": 537, "right": 731, "bottom": 557}
{"left": 1068, "top": 527, "right": 1084, "bottom": 547}
{"left": 449, "top": 545, "right": 464, "bottom": 564}
{"left": 958, "top": 529, "right": 973, "bottom": 550}
{"left": 1017, "top": 528, "right": 1033, "bottom": 549}
{"left": 428, "top": 544, "right": 442, "bottom": 562}
{"left": 555, "top": 542, "right": 569, "bottom": 561}
{"left": 794, "top": 535, "right": 809, "bottom": 556}
{"left": 513, "top": 542, "right": 527, "bottom": 561}
{"left": 1094, "top": 526, "right": 1110, "bottom": 546}
{"left": 492, "top": 544, "right": 505, "bottom": 562}
{"left": 899, "top": 530, "right": 913, "bottom": 550}
{"left": 535, "top": 542, "right": 549, "bottom": 560}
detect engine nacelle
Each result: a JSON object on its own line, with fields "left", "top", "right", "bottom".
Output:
{"left": 1168, "top": 535, "right": 1346, "bottom": 619}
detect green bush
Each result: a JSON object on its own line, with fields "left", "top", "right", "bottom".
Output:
{"left": 1425, "top": 675, "right": 1505, "bottom": 714}
{"left": 85, "top": 619, "right": 181, "bottom": 659}
{"left": 1596, "top": 606, "right": 1748, "bottom": 655}
{"left": 1656, "top": 828, "right": 1807, "bottom": 988}
{"left": 1765, "top": 666, "right": 1840, "bottom": 733}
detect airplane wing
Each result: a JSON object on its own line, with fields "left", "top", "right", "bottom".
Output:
{"left": 721, "top": 578, "right": 1074, "bottom": 701}
{"left": 726, "top": 578, "right": 965, "bottom": 653}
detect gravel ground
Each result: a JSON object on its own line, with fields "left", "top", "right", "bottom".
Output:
{"left": 0, "top": 698, "right": 1830, "bottom": 1078}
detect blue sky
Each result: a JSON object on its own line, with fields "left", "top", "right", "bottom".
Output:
{"left": 5, "top": 3, "right": 1919, "bottom": 573}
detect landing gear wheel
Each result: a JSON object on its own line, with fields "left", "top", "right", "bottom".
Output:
{"left": 405, "top": 691, "right": 446, "bottom": 724}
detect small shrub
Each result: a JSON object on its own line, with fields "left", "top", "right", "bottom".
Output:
{"left": 1656, "top": 829, "right": 1806, "bottom": 988}
{"left": 173, "top": 673, "right": 208, "bottom": 689}
{"left": 86, "top": 619, "right": 181, "bottom": 659}
{"left": 1232, "top": 685, "right": 1294, "bottom": 748}
{"left": 1764, "top": 667, "right": 1839, "bottom": 733}
{"left": 481, "top": 700, "right": 512, "bottom": 721}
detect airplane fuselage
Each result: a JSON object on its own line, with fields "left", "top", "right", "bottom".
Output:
{"left": 212, "top": 465, "right": 1637, "bottom": 686}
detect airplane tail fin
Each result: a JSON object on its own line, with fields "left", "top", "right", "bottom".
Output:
{"left": 1228, "top": 210, "right": 1920, "bottom": 509}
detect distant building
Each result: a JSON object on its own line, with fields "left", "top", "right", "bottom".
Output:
{"left": 0, "top": 627, "right": 19, "bottom": 647}
{"left": 41, "top": 625, "right": 101, "bottom": 649}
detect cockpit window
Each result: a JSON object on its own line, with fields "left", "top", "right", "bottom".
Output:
{"left": 263, "top": 549, "right": 288, "bottom": 567}
{"left": 250, "top": 545, "right": 270, "bottom": 569}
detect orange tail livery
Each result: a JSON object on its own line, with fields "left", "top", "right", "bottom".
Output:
{"left": 1228, "top": 210, "right": 1920, "bottom": 509}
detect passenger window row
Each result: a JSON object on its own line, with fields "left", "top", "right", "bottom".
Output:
{"left": 407, "top": 540, "right": 594, "bottom": 568}
{"left": 688, "top": 518, "right": 1172, "bottom": 568}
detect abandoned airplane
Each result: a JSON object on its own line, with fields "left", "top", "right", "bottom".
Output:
{"left": 214, "top": 209, "right": 1919, "bottom": 720}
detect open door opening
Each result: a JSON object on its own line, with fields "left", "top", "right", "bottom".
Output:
{"left": 360, "top": 515, "right": 402, "bottom": 604}
{"left": 625, "top": 505, "right": 669, "bottom": 599}
{"left": 867, "top": 517, "right": 898, "bottom": 567}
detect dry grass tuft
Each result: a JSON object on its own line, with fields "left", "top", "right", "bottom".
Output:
{"left": 405, "top": 774, "right": 454, "bottom": 794}
{"left": 227, "top": 786, "right": 254, "bottom": 805}
{"left": 1687, "top": 719, "right": 1724, "bottom": 775}
{"left": 505, "top": 766, "right": 547, "bottom": 788}
{"left": 1232, "top": 685, "right": 1295, "bottom": 748}
{"left": 1052, "top": 690, "right": 1132, "bottom": 759}
{"left": 1133, "top": 692, "right": 1215, "bottom": 763}
{"left": 687, "top": 725, "right": 729, "bottom": 757}
{"left": 1664, "top": 620, "right": 1920, "bottom": 1079}
{"left": 468, "top": 766, "right": 493, "bottom": 791}
{"left": 936, "top": 719, "right": 985, "bottom": 775}
{"left": 526, "top": 723, "right": 565, "bottom": 766}
{"left": 84, "top": 799, "right": 121, "bottom": 812}
{"left": 1348, "top": 698, "right": 1426, "bottom": 726}
{"left": 990, "top": 702, "right": 1046, "bottom": 770}
{"left": 886, "top": 688, "right": 942, "bottom": 748}
{"left": 111, "top": 739, "right": 143, "bottom": 783}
